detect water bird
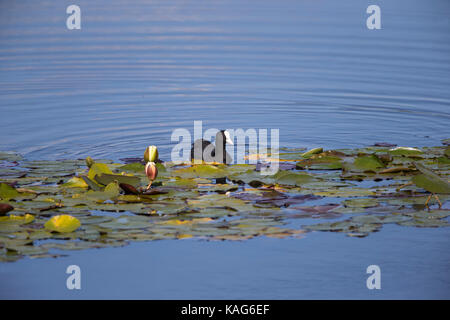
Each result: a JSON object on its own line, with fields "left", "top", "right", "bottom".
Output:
{"left": 191, "top": 130, "right": 233, "bottom": 164}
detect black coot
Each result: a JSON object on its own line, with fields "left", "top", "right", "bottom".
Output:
{"left": 190, "top": 130, "right": 233, "bottom": 164}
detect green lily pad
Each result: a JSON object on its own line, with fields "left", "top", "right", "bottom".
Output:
{"left": 388, "top": 147, "right": 423, "bottom": 156}
{"left": 172, "top": 164, "right": 227, "bottom": 179}
{"left": 301, "top": 148, "right": 323, "bottom": 158}
{"left": 297, "top": 155, "right": 342, "bottom": 170}
{"left": 397, "top": 218, "right": 449, "bottom": 228}
{"left": 0, "top": 151, "right": 23, "bottom": 162}
{"left": 1, "top": 143, "right": 449, "bottom": 263}
{"left": 87, "top": 163, "right": 113, "bottom": 181}
{"left": 118, "top": 162, "right": 145, "bottom": 172}
{"left": 272, "top": 170, "right": 317, "bottom": 186}
{"left": 163, "top": 178, "right": 198, "bottom": 188}
{"left": 0, "top": 183, "right": 20, "bottom": 201}
{"left": 352, "top": 154, "right": 385, "bottom": 172}
{"left": 342, "top": 198, "right": 380, "bottom": 208}
{"left": 94, "top": 173, "right": 141, "bottom": 188}
{"left": 81, "top": 175, "right": 103, "bottom": 191}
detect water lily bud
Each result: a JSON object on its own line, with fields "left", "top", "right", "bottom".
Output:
{"left": 145, "top": 162, "right": 158, "bottom": 181}
{"left": 144, "top": 146, "right": 159, "bottom": 163}
{"left": 85, "top": 156, "right": 95, "bottom": 168}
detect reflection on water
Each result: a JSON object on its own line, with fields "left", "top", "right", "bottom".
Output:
{"left": 0, "top": 0, "right": 449, "bottom": 161}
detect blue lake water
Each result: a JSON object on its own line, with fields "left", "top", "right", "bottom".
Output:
{"left": 0, "top": 0, "right": 450, "bottom": 299}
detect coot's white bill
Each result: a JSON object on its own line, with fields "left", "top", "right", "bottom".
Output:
{"left": 224, "top": 130, "right": 234, "bottom": 145}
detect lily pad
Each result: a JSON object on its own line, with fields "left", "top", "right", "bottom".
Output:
{"left": 352, "top": 155, "right": 385, "bottom": 172}
{"left": 87, "top": 163, "right": 113, "bottom": 181}
{"left": 62, "top": 177, "right": 88, "bottom": 188}
{"left": 94, "top": 173, "right": 141, "bottom": 188}
{"left": 388, "top": 147, "right": 423, "bottom": 156}
{"left": 0, "top": 183, "right": 20, "bottom": 201}
{"left": 44, "top": 215, "right": 81, "bottom": 233}
{"left": 301, "top": 148, "right": 323, "bottom": 158}
{"left": 118, "top": 162, "right": 145, "bottom": 172}
{"left": 172, "top": 164, "right": 227, "bottom": 179}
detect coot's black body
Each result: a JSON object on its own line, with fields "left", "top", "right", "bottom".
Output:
{"left": 190, "top": 130, "right": 232, "bottom": 164}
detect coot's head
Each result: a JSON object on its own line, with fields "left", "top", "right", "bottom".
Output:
{"left": 218, "top": 130, "right": 234, "bottom": 145}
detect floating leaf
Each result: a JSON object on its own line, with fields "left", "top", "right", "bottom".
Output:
{"left": 163, "top": 178, "right": 198, "bottom": 188}
{"left": 44, "top": 215, "right": 81, "bottom": 233}
{"left": 28, "top": 230, "right": 53, "bottom": 240}
{"left": 352, "top": 155, "right": 385, "bottom": 171}
{"left": 81, "top": 175, "right": 102, "bottom": 191}
{"left": 0, "top": 151, "right": 23, "bottom": 162}
{"left": 172, "top": 164, "right": 227, "bottom": 179}
{"left": 301, "top": 148, "right": 323, "bottom": 158}
{"left": 342, "top": 198, "right": 380, "bottom": 208}
{"left": 87, "top": 163, "right": 113, "bottom": 181}
{"left": 94, "top": 173, "right": 141, "bottom": 187}
{"left": 379, "top": 167, "right": 413, "bottom": 174}
{"left": 412, "top": 174, "right": 450, "bottom": 194}
{"left": 297, "top": 155, "right": 342, "bottom": 170}
{"left": 0, "top": 213, "right": 34, "bottom": 224}
{"left": 412, "top": 162, "right": 450, "bottom": 194}
{"left": 62, "top": 177, "right": 88, "bottom": 188}
{"left": 0, "top": 183, "right": 20, "bottom": 201}
{"left": 389, "top": 147, "right": 423, "bottom": 156}
{"left": 272, "top": 170, "right": 317, "bottom": 186}
{"left": 118, "top": 162, "right": 145, "bottom": 173}
{"left": 83, "top": 182, "right": 121, "bottom": 202}
{"left": 1, "top": 144, "right": 449, "bottom": 263}
{"left": 445, "top": 147, "right": 450, "bottom": 158}
{"left": 397, "top": 218, "right": 449, "bottom": 228}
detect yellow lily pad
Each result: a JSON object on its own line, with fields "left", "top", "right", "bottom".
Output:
{"left": 62, "top": 177, "right": 89, "bottom": 188}
{"left": 0, "top": 213, "right": 35, "bottom": 224}
{"left": 44, "top": 215, "right": 81, "bottom": 233}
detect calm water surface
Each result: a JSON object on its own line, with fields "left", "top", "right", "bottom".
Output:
{"left": 0, "top": 0, "right": 449, "bottom": 299}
